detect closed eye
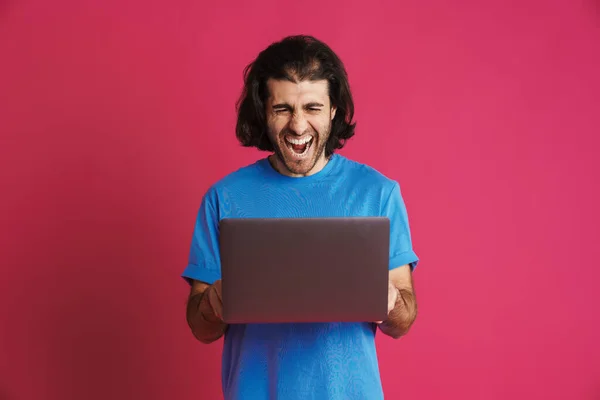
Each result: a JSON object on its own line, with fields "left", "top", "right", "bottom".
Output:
{"left": 305, "top": 102, "right": 324, "bottom": 113}
{"left": 272, "top": 104, "right": 291, "bottom": 114}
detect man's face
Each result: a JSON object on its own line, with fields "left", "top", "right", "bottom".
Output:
{"left": 265, "top": 78, "right": 337, "bottom": 177}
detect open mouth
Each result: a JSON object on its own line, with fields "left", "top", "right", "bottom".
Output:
{"left": 285, "top": 136, "right": 313, "bottom": 158}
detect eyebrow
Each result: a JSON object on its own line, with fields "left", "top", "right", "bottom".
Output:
{"left": 272, "top": 102, "right": 325, "bottom": 109}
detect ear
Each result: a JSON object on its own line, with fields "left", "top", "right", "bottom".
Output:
{"left": 331, "top": 106, "right": 337, "bottom": 121}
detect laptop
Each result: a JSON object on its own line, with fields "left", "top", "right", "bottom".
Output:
{"left": 219, "top": 217, "right": 390, "bottom": 324}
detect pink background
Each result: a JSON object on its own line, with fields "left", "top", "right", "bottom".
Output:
{"left": 1, "top": 0, "right": 599, "bottom": 399}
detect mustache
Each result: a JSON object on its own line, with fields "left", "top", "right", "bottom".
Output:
{"left": 279, "top": 128, "right": 316, "bottom": 137}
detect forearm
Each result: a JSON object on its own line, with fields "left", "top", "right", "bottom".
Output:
{"left": 379, "top": 287, "right": 417, "bottom": 339}
{"left": 186, "top": 292, "right": 227, "bottom": 344}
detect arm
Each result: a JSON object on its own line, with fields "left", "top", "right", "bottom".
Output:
{"left": 378, "top": 181, "right": 419, "bottom": 339}
{"left": 182, "top": 188, "right": 226, "bottom": 344}
{"left": 186, "top": 279, "right": 227, "bottom": 344}
{"left": 378, "top": 264, "right": 418, "bottom": 339}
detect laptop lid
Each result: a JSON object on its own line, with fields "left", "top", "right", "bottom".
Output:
{"left": 219, "top": 217, "right": 390, "bottom": 324}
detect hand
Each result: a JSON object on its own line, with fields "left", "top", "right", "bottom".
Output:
{"left": 199, "top": 279, "right": 224, "bottom": 323}
{"left": 376, "top": 280, "right": 399, "bottom": 324}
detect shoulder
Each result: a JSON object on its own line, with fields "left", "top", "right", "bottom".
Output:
{"left": 335, "top": 155, "right": 399, "bottom": 192}
{"left": 202, "top": 158, "right": 268, "bottom": 200}
{"left": 214, "top": 159, "right": 267, "bottom": 187}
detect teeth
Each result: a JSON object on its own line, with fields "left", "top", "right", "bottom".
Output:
{"left": 286, "top": 137, "right": 313, "bottom": 158}
{"left": 286, "top": 136, "right": 312, "bottom": 145}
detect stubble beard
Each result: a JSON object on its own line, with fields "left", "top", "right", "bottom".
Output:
{"left": 272, "top": 125, "right": 331, "bottom": 177}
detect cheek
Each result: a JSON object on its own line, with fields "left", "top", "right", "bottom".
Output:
{"left": 266, "top": 118, "right": 282, "bottom": 138}
{"left": 312, "top": 116, "right": 331, "bottom": 134}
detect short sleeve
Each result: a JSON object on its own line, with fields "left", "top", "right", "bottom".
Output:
{"left": 181, "top": 188, "right": 222, "bottom": 285}
{"left": 382, "top": 182, "right": 419, "bottom": 271}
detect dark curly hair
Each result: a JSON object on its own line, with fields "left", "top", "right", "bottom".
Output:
{"left": 235, "top": 35, "right": 356, "bottom": 157}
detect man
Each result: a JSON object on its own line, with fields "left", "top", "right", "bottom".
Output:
{"left": 182, "top": 35, "right": 419, "bottom": 399}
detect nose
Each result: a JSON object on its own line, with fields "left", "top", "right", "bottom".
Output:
{"left": 288, "top": 111, "right": 309, "bottom": 135}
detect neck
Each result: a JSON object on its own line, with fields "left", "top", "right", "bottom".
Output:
{"left": 268, "top": 154, "right": 330, "bottom": 177}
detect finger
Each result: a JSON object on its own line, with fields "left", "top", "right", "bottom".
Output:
{"left": 207, "top": 287, "right": 223, "bottom": 321}
{"left": 213, "top": 281, "right": 224, "bottom": 319}
{"left": 213, "top": 280, "right": 223, "bottom": 304}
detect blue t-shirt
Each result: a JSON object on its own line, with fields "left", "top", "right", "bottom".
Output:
{"left": 182, "top": 154, "right": 419, "bottom": 400}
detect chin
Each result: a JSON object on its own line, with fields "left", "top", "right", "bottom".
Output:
{"left": 273, "top": 147, "right": 321, "bottom": 177}
{"left": 271, "top": 132, "right": 328, "bottom": 177}
{"left": 284, "top": 159, "right": 317, "bottom": 176}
